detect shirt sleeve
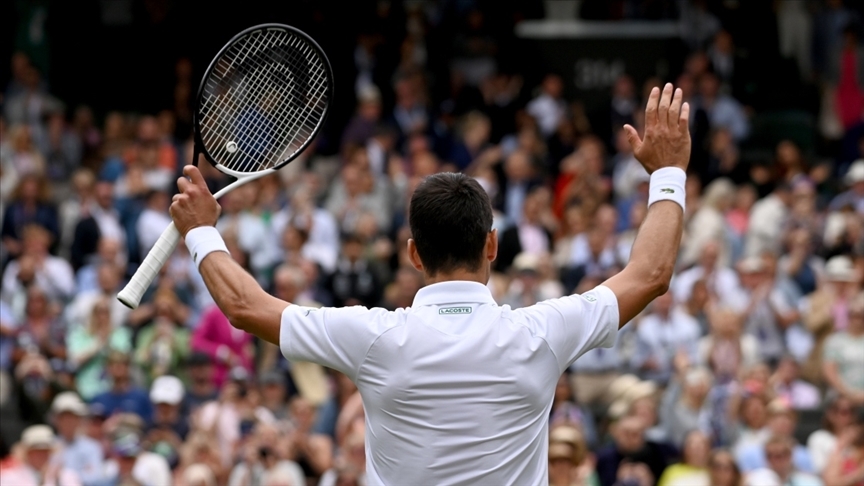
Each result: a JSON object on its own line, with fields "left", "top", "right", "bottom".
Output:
{"left": 517, "top": 285, "right": 619, "bottom": 373}
{"left": 280, "top": 305, "right": 395, "bottom": 380}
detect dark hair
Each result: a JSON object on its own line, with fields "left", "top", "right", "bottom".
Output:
{"left": 409, "top": 173, "right": 493, "bottom": 276}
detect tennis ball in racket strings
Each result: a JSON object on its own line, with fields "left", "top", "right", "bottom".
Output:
{"left": 226, "top": 141, "right": 238, "bottom": 153}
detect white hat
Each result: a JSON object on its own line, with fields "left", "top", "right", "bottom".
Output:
{"left": 51, "top": 391, "right": 88, "bottom": 416}
{"left": 824, "top": 255, "right": 857, "bottom": 282}
{"left": 737, "top": 256, "right": 766, "bottom": 274}
{"left": 603, "top": 374, "right": 640, "bottom": 405}
{"left": 845, "top": 159, "right": 864, "bottom": 185}
{"left": 20, "top": 425, "right": 56, "bottom": 449}
{"left": 513, "top": 252, "right": 540, "bottom": 272}
{"left": 149, "top": 375, "right": 185, "bottom": 405}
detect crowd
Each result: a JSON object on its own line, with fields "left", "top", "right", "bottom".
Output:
{"left": 1, "top": 1, "right": 864, "bottom": 485}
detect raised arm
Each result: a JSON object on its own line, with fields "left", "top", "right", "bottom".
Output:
{"left": 603, "top": 83, "right": 691, "bottom": 328}
{"left": 169, "top": 165, "right": 288, "bottom": 345}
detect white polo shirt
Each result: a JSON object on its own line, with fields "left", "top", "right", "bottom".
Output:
{"left": 280, "top": 280, "right": 619, "bottom": 486}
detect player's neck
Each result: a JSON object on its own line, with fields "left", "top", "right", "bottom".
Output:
{"left": 424, "top": 268, "right": 489, "bottom": 286}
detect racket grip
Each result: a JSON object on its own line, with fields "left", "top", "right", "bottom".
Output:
{"left": 117, "top": 222, "right": 181, "bottom": 309}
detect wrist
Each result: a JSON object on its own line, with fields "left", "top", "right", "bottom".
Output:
{"left": 648, "top": 167, "right": 686, "bottom": 211}
{"left": 185, "top": 226, "right": 229, "bottom": 269}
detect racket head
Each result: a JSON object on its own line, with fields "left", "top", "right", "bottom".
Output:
{"left": 192, "top": 23, "right": 333, "bottom": 176}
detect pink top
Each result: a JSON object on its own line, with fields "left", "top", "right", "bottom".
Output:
{"left": 191, "top": 305, "right": 254, "bottom": 388}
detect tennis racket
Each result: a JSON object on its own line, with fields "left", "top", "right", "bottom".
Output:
{"left": 117, "top": 23, "right": 333, "bottom": 309}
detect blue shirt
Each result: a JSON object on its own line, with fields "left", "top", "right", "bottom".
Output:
{"left": 736, "top": 442, "right": 814, "bottom": 474}
{"left": 90, "top": 387, "right": 152, "bottom": 423}
{"left": 59, "top": 435, "right": 106, "bottom": 486}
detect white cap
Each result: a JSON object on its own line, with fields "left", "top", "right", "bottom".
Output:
{"left": 51, "top": 391, "right": 88, "bottom": 416}
{"left": 845, "top": 159, "right": 864, "bottom": 184}
{"left": 149, "top": 375, "right": 185, "bottom": 405}
{"left": 513, "top": 252, "right": 540, "bottom": 272}
{"left": 20, "top": 425, "right": 55, "bottom": 449}
{"left": 824, "top": 255, "right": 857, "bottom": 282}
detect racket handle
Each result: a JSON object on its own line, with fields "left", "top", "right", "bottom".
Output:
{"left": 117, "top": 222, "right": 181, "bottom": 309}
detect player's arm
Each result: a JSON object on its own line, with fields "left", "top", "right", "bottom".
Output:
{"left": 170, "top": 165, "right": 288, "bottom": 345}
{"left": 603, "top": 83, "right": 690, "bottom": 328}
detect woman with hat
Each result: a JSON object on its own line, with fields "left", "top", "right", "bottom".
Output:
{"left": 549, "top": 424, "right": 595, "bottom": 486}
{"left": 823, "top": 291, "right": 864, "bottom": 405}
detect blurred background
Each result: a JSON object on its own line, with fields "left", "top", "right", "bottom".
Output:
{"left": 1, "top": 1, "right": 864, "bottom": 485}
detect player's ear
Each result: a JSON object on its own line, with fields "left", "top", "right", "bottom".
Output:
{"left": 486, "top": 229, "right": 498, "bottom": 263}
{"left": 406, "top": 239, "right": 424, "bottom": 272}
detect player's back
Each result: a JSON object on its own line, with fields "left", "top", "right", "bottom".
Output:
{"left": 279, "top": 280, "right": 619, "bottom": 486}
{"left": 358, "top": 301, "right": 560, "bottom": 485}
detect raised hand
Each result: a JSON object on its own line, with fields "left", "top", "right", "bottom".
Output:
{"left": 623, "top": 83, "right": 691, "bottom": 174}
{"left": 170, "top": 165, "right": 222, "bottom": 236}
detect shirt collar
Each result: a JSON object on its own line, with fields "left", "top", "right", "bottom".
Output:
{"left": 412, "top": 280, "right": 497, "bottom": 307}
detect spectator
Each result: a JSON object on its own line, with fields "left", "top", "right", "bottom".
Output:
{"left": 182, "top": 352, "right": 218, "bottom": 414}
{"left": 595, "top": 415, "right": 676, "bottom": 486}
{"left": 823, "top": 292, "right": 864, "bottom": 405}
{"left": 319, "top": 430, "right": 367, "bottom": 486}
{"left": 698, "top": 307, "right": 759, "bottom": 382}
{"left": 807, "top": 393, "right": 858, "bottom": 474}
{"left": 549, "top": 373, "right": 598, "bottom": 447}
{"left": 37, "top": 111, "right": 82, "bottom": 184}
{"left": 103, "top": 429, "right": 172, "bottom": 486}
{"left": 12, "top": 286, "right": 67, "bottom": 365}
{"left": 631, "top": 291, "right": 700, "bottom": 384}
{"left": 745, "top": 435, "right": 822, "bottom": 486}
{"left": 133, "top": 289, "right": 191, "bottom": 384}
{"left": 828, "top": 159, "right": 864, "bottom": 213}
{"left": 1, "top": 176, "right": 59, "bottom": 260}
{"left": 0, "top": 424, "right": 81, "bottom": 486}
{"left": 527, "top": 74, "right": 566, "bottom": 138}
{"left": 735, "top": 400, "right": 814, "bottom": 474}
{"left": 736, "top": 256, "right": 797, "bottom": 365}
{"left": 680, "top": 177, "right": 735, "bottom": 269}
{"left": 659, "top": 365, "right": 713, "bottom": 448}
{"left": 496, "top": 185, "right": 555, "bottom": 273}
{"left": 656, "top": 430, "right": 711, "bottom": 486}
{"left": 323, "top": 233, "right": 385, "bottom": 308}
{"left": 135, "top": 189, "right": 172, "bottom": 260}
{"left": 65, "top": 261, "right": 128, "bottom": 331}
{"left": 694, "top": 72, "right": 750, "bottom": 142}
{"left": 89, "top": 351, "right": 152, "bottom": 420}
{"left": 673, "top": 241, "right": 743, "bottom": 311}
{"left": 70, "top": 180, "right": 125, "bottom": 272}
{"left": 146, "top": 375, "right": 189, "bottom": 467}
{"left": 770, "top": 355, "right": 821, "bottom": 410}
{"left": 13, "top": 353, "right": 68, "bottom": 427}
{"left": 66, "top": 298, "right": 132, "bottom": 400}
{"left": 191, "top": 298, "right": 255, "bottom": 390}
{"left": 2, "top": 125, "right": 46, "bottom": 177}
{"left": 708, "top": 449, "right": 743, "bottom": 486}
{"left": 745, "top": 183, "right": 792, "bottom": 259}
{"left": 822, "top": 420, "right": 864, "bottom": 486}
{"left": 49, "top": 392, "right": 105, "bottom": 486}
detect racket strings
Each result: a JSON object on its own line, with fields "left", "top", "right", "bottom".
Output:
{"left": 198, "top": 27, "right": 330, "bottom": 173}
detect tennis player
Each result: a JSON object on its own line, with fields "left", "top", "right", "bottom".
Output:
{"left": 171, "top": 83, "right": 690, "bottom": 485}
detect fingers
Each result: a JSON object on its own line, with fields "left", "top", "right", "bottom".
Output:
{"left": 644, "top": 86, "right": 660, "bottom": 128}
{"left": 658, "top": 83, "right": 673, "bottom": 129}
{"left": 679, "top": 101, "right": 691, "bottom": 134}
{"left": 623, "top": 124, "right": 643, "bottom": 154}
{"left": 183, "top": 165, "right": 208, "bottom": 190}
{"left": 669, "top": 87, "right": 683, "bottom": 129}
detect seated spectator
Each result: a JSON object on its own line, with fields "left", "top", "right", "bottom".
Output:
{"left": 175, "top": 432, "right": 227, "bottom": 485}
{"left": 103, "top": 429, "right": 172, "bottom": 486}
{"left": 697, "top": 307, "right": 759, "bottom": 383}
{"left": 770, "top": 355, "right": 821, "bottom": 410}
{"left": 822, "top": 420, "right": 864, "bottom": 486}
{"left": 271, "top": 187, "right": 340, "bottom": 274}
{"left": 735, "top": 400, "right": 814, "bottom": 474}
{"left": 258, "top": 370, "right": 290, "bottom": 421}
{"left": 630, "top": 291, "right": 700, "bottom": 385}
{"left": 182, "top": 352, "right": 218, "bottom": 414}
{"left": 659, "top": 365, "right": 713, "bottom": 448}
{"left": 133, "top": 289, "right": 191, "bottom": 384}
{"left": 11, "top": 286, "right": 67, "bottom": 365}
{"left": 49, "top": 392, "right": 104, "bottom": 486}
{"left": 228, "top": 423, "right": 305, "bottom": 486}
{"left": 0, "top": 425, "right": 81, "bottom": 485}
{"left": 550, "top": 373, "right": 598, "bottom": 447}
{"left": 89, "top": 351, "right": 152, "bottom": 420}
{"left": 2, "top": 224, "right": 75, "bottom": 306}
{"left": 324, "top": 159, "right": 392, "bottom": 236}
{"left": 323, "top": 233, "right": 385, "bottom": 308}
{"left": 828, "top": 159, "right": 864, "bottom": 214}
{"left": 657, "top": 430, "right": 711, "bottom": 486}
{"left": 822, "top": 291, "right": 864, "bottom": 406}
{"left": 285, "top": 396, "right": 334, "bottom": 484}
{"left": 807, "top": 393, "right": 858, "bottom": 474}
{"left": 74, "top": 237, "right": 125, "bottom": 294}
{"left": 135, "top": 188, "right": 172, "bottom": 260}
{"left": 595, "top": 415, "right": 676, "bottom": 486}
{"left": 708, "top": 449, "right": 742, "bottom": 486}
{"left": 680, "top": 177, "right": 735, "bottom": 269}
{"left": 495, "top": 185, "right": 555, "bottom": 273}
{"left": 745, "top": 436, "right": 822, "bottom": 486}
{"left": 146, "top": 375, "right": 188, "bottom": 469}
{"left": 70, "top": 180, "right": 125, "bottom": 272}
{"left": 672, "top": 241, "right": 743, "bottom": 311}
{"left": 694, "top": 72, "right": 749, "bottom": 142}
{"left": 65, "top": 261, "right": 129, "bottom": 331}
{"left": 549, "top": 424, "right": 596, "bottom": 486}
{"left": 67, "top": 298, "right": 132, "bottom": 400}
{"left": 501, "top": 252, "right": 563, "bottom": 309}
{"left": 191, "top": 301, "right": 254, "bottom": 390}
{"left": 736, "top": 256, "right": 796, "bottom": 365}
{"left": 1, "top": 175, "right": 58, "bottom": 260}
{"left": 13, "top": 353, "right": 68, "bottom": 427}
{"left": 732, "top": 394, "right": 770, "bottom": 458}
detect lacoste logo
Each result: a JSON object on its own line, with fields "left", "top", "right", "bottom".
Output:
{"left": 439, "top": 307, "right": 472, "bottom": 315}
{"left": 582, "top": 294, "right": 597, "bottom": 303}
{"left": 660, "top": 188, "right": 675, "bottom": 194}
{"left": 193, "top": 252, "right": 198, "bottom": 262}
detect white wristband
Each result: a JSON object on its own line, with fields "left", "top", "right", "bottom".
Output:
{"left": 185, "top": 226, "right": 229, "bottom": 269}
{"left": 647, "top": 167, "right": 686, "bottom": 211}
